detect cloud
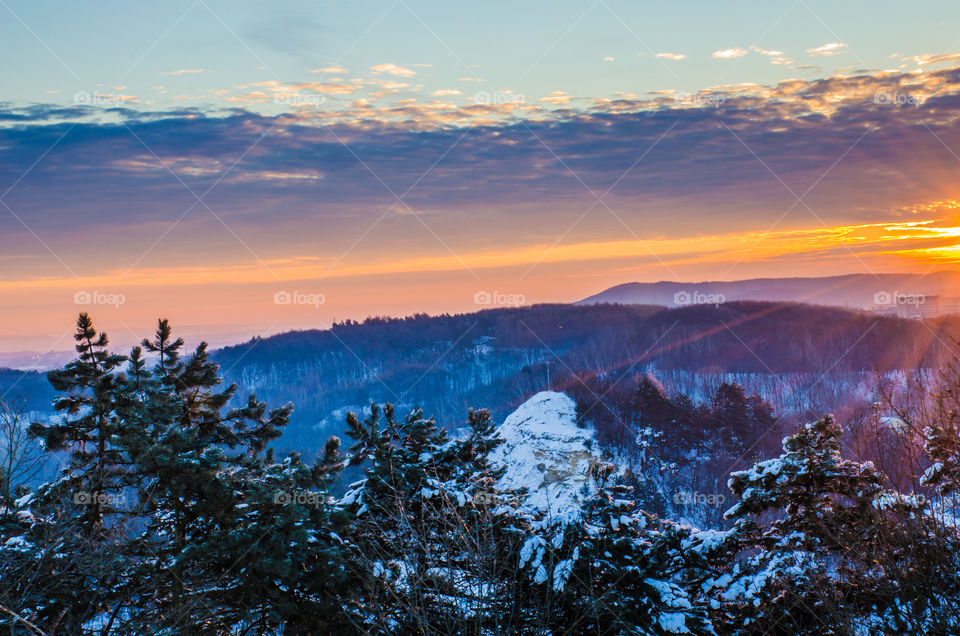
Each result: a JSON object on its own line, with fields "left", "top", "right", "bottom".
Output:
{"left": 713, "top": 48, "right": 747, "bottom": 59}
{"left": 540, "top": 91, "right": 571, "bottom": 105}
{"left": 310, "top": 64, "right": 348, "bottom": 74}
{"left": 911, "top": 52, "right": 960, "bottom": 67}
{"left": 160, "top": 69, "right": 204, "bottom": 76}
{"left": 432, "top": 89, "right": 462, "bottom": 96}
{"left": 370, "top": 63, "right": 416, "bottom": 77}
{"left": 750, "top": 46, "right": 793, "bottom": 65}
{"left": 376, "top": 80, "right": 411, "bottom": 90}
{"left": 7, "top": 63, "right": 960, "bottom": 282}
{"left": 603, "top": 56, "right": 615, "bottom": 62}
{"left": 655, "top": 53, "right": 687, "bottom": 61}
{"left": 710, "top": 46, "right": 791, "bottom": 64}
{"left": 806, "top": 42, "right": 848, "bottom": 56}
{"left": 227, "top": 80, "right": 356, "bottom": 105}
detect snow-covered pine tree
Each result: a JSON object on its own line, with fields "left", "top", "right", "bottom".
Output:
{"left": 440, "top": 407, "right": 531, "bottom": 629}
{"left": 192, "top": 437, "right": 354, "bottom": 633}
{"left": 341, "top": 403, "right": 525, "bottom": 632}
{"left": 712, "top": 415, "right": 885, "bottom": 633}
{"left": 515, "top": 461, "right": 713, "bottom": 635}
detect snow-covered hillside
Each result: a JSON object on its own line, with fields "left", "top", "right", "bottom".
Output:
{"left": 491, "top": 391, "right": 601, "bottom": 526}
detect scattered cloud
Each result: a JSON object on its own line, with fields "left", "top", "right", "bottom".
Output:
{"left": 911, "top": 52, "right": 960, "bottom": 67}
{"left": 806, "top": 42, "right": 848, "bottom": 56}
{"left": 750, "top": 46, "right": 793, "bottom": 65}
{"left": 655, "top": 53, "right": 687, "bottom": 61}
{"left": 540, "top": 90, "right": 571, "bottom": 105}
{"left": 709, "top": 46, "right": 792, "bottom": 64}
{"left": 160, "top": 69, "right": 205, "bottom": 76}
{"left": 310, "top": 64, "right": 348, "bottom": 74}
{"left": 370, "top": 63, "right": 416, "bottom": 77}
{"left": 713, "top": 48, "right": 747, "bottom": 59}
{"left": 432, "top": 89, "right": 462, "bottom": 96}
{"left": 603, "top": 56, "right": 615, "bottom": 62}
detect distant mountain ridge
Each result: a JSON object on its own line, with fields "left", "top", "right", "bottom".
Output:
{"left": 578, "top": 272, "right": 960, "bottom": 311}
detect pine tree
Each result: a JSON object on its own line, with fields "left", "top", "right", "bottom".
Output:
{"left": 29, "top": 313, "right": 129, "bottom": 535}
{"left": 745, "top": 391, "right": 776, "bottom": 452}
{"left": 713, "top": 415, "right": 884, "bottom": 633}
{"left": 515, "top": 461, "right": 713, "bottom": 634}
{"left": 341, "top": 403, "right": 524, "bottom": 632}
{"left": 114, "top": 320, "right": 302, "bottom": 632}
{"left": 631, "top": 375, "right": 682, "bottom": 459}
{"left": 7, "top": 314, "right": 139, "bottom": 632}
{"left": 710, "top": 382, "right": 752, "bottom": 455}
{"left": 191, "top": 438, "right": 353, "bottom": 634}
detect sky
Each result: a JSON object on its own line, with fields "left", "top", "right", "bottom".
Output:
{"left": 4, "top": 0, "right": 960, "bottom": 351}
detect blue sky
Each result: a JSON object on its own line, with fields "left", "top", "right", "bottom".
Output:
{"left": 6, "top": 0, "right": 960, "bottom": 115}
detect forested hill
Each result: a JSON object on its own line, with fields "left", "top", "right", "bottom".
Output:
{"left": 0, "top": 367, "right": 56, "bottom": 412}
{"left": 211, "top": 301, "right": 960, "bottom": 450}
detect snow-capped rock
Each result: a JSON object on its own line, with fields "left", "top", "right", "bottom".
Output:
{"left": 491, "top": 391, "right": 600, "bottom": 526}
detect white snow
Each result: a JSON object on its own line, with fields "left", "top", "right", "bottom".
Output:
{"left": 490, "top": 391, "right": 601, "bottom": 527}
{"left": 4, "top": 535, "right": 30, "bottom": 550}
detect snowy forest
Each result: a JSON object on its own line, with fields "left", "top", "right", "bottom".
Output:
{"left": 0, "top": 311, "right": 959, "bottom": 634}
{"left": 211, "top": 302, "right": 958, "bottom": 450}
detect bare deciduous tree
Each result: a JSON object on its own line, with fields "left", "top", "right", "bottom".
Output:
{"left": 0, "top": 398, "right": 44, "bottom": 508}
